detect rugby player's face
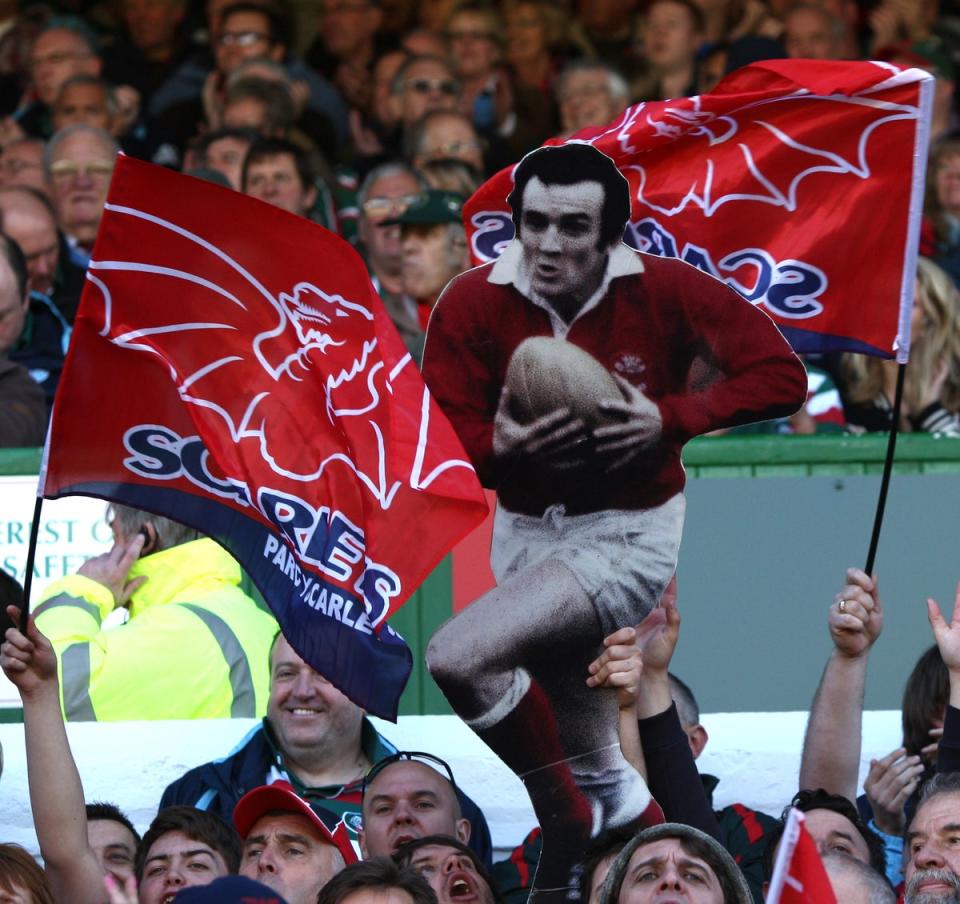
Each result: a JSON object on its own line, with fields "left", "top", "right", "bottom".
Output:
{"left": 518, "top": 177, "right": 608, "bottom": 305}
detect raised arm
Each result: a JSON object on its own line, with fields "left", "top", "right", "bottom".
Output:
{"left": 927, "top": 586, "right": 960, "bottom": 774}
{"left": 587, "top": 625, "right": 647, "bottom": 780}
{"left": 0, "top": 605, "right": 107, "bottom": 904}
{"left": 799, "top": 568, "right": 882, "bottom": 801}
{"left": 632, "top": 587, "right": 722, "bottom": 840}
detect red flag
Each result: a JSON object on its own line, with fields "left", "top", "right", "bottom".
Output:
{"left": 767, "top": 809, "right": 838, "bottom": 904}
{"left": 41, "top": 156, "right": 488, "bottom": 719}
{"left": 465, "top": 60, "right": 933, "bottom": 362}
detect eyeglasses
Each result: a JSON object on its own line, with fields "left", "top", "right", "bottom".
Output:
{"left": 30, "top": 50, "right": 90, "bottom": 70}
{"left": 362, "top": 751, "right": 458, "bottom": 798}
{"left": 218, "top": 30, "right": 271, "bottom": 47}
{"left": 0, "top": 158, "right": 41, "bottom": 175}
{"left": 362, "top": 193, "right": 421, "bottom": 222}
{"left": 425, "top": 140, "right": 484, "bottom": 158}
{"left": 402, "top": 78, "right": 460, "bottom": 97}
{"left": 49, "top": 159, "right": 114, "bottom": 182}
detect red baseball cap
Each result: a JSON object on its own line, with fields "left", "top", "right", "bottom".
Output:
{"left": 233, "top": 781, "right": 358, "bottom": 866}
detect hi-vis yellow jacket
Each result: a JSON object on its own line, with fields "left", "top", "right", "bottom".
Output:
{"left": 34, "top": 538, "right": 278, "bottom": 721}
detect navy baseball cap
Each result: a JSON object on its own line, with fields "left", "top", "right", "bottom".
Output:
{"left": 173, "top": 876, "right": 288, "bottom": 902}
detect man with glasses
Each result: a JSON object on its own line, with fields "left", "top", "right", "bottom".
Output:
{"left": 360, "top": 753, "right": 470, "bottom": 858}
{"left": 0, "top": 139, "right": 48, "bottom": 195}
{"left": 161, "top": 636, "right": 493, "bottom": 865}
{"left": 356, "top": 161, "right": 425, "bottom": 358}
{"left": 0, "top": 186, "right": 73, "bottom": 407}
{"left": 0, "top": 24, "right": 103, "bottom": 145}
{"left": 406, "top": 110, "right": 485, "bottom": 176}
{"left": 149, "top": 2, "right": 346, "bottom": 157}
{"left": 390, "top": 55, "right": 461, "bottom": 136}
{"left": 45, "top": 123, "right": 118, "bottom": 258}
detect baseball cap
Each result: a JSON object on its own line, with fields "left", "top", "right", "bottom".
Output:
{"left": 381, "top": 190, "right": 465, "bottom": 226}
{"left": 173, "top": 875, "right": 288, "bottom": 903}
{"left": 233, "top": 781, "right": 358, "bottom": 866}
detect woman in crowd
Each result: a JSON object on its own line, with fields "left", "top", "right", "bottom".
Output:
{"left": 840, "top": 256, "right": 960, "bottom": 435}
{"left": 0, "top": 844, "right": 54, "bottom": 904}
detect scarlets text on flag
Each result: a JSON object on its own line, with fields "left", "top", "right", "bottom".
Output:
{"left": 40, "top": 155, "right": 489, "bottom": 719}
{"left": 766, "top": 808, "right": 838, "bottom": 904}
{"left": 465, "top": 60, "right": 933, "bottom": 362}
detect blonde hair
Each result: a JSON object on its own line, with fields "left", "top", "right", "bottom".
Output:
{"left": 843, "top": 257, "right": 960, "bottom": 417}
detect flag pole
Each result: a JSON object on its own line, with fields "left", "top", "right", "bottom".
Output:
{"left": 19, "top": 496, "right": 44, "bottom": 633}
{"left": 864, "top": 362, "right": 906, "bottom": 575}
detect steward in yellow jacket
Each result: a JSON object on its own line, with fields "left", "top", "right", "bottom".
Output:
{"left": 34, "top": 505, "right": 277, "bottom": 721}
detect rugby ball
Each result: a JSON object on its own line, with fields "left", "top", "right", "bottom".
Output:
{"left": 505, "top": 336, "right": 624, "bottom": 429}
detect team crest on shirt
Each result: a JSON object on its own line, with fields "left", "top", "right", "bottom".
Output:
{"left": 612, "top": 352, "right": 647, "bottom": 378}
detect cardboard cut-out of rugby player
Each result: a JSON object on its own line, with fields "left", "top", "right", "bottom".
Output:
{"left": 420, "top": 143, "right": 808, "bottom": 899}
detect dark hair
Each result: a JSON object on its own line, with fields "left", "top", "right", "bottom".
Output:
{"left": 646, "top": 0, "right": 705, "bottom": 35}
{"left": 507, "top": 144, "right": 630, "bottom": 249}
{"left": 0, "top": 843, "right": 54, "bottom": 904}
{"left": 578, "top": 826, "right": 635, "bottom": 903}
{"left": 87, "top": 801, "right": 142, "bottom": 844}
{"left": 135, "top": 807, "right": 241, "bottom": 881}
{"left": 668, "top": 673, "right": 699, "bottom": 728}
{"left": 224, "top": 77, "right": 297, "bottom": 134}
{"left": 763, "top": 789, "right": 886, "bottom": 879}
{"left": 394, "top": 835, "right": 501, "bottom": 904}
{"left": 0, "top": 233, "right": 29, "bottom": 302}
{"left": 241, "top": 136, "right": 316, "bottom": 192}
{"left": 218, "top": 2, "right": 289, "bottom": 48}
{"left": 317, "top": 858, "right": 438, "bottom": 904}
{"left": 196, "top": 126, "right": 260, "bottom": 154}
{"left": 902, "top": 645, "right": 949, "bottom": 759}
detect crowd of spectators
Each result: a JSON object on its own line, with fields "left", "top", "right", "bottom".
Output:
{"left": 4, "top": 516, "right": 960, "bottom": 904}
{"left": 3, "top": 0, "right": 960, "bottom": 900}
{"left": 0, "top": 0, "right": 959, "bottom": 442}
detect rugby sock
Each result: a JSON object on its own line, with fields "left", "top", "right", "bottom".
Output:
{"left": 569, "top": 749, "right": 664, "bottom": 834}
{"left": 468, "top": 674, "right": 592, "bottom": 896}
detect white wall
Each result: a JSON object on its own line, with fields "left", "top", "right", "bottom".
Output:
{"left": 0, "top": 710, "right": 904, "bottom": 857}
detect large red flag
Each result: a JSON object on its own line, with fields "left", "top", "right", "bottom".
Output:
{"left": 767, "top": 809, "right": 839, "bottom": 904}
{"left": 41, "top": 156, "right": 488, "bottom": 719}
{"left": 465, "top": 60, "right": 932, "bottom": 362}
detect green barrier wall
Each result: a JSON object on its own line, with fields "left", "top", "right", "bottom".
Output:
{"left": 4, "top": 434, "right": 960, "bottom": 719}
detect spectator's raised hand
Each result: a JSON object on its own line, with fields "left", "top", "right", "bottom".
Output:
{"left": 863, "top": 746, "right": 924, "bottom": 835}
{"left": 830, "top": 568, "right": 882, "bottom": 658}
{"left": 0, "top": 604, "right": 57, "bottom": 699}
{"left": 587, "top": 626, "right": 643, "bottom": 710}
{"left": 927, "top": 584, "right": 960, "bottom": 674}
{"left": 634, "top": 577, "right": 680, "bottom": 676}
